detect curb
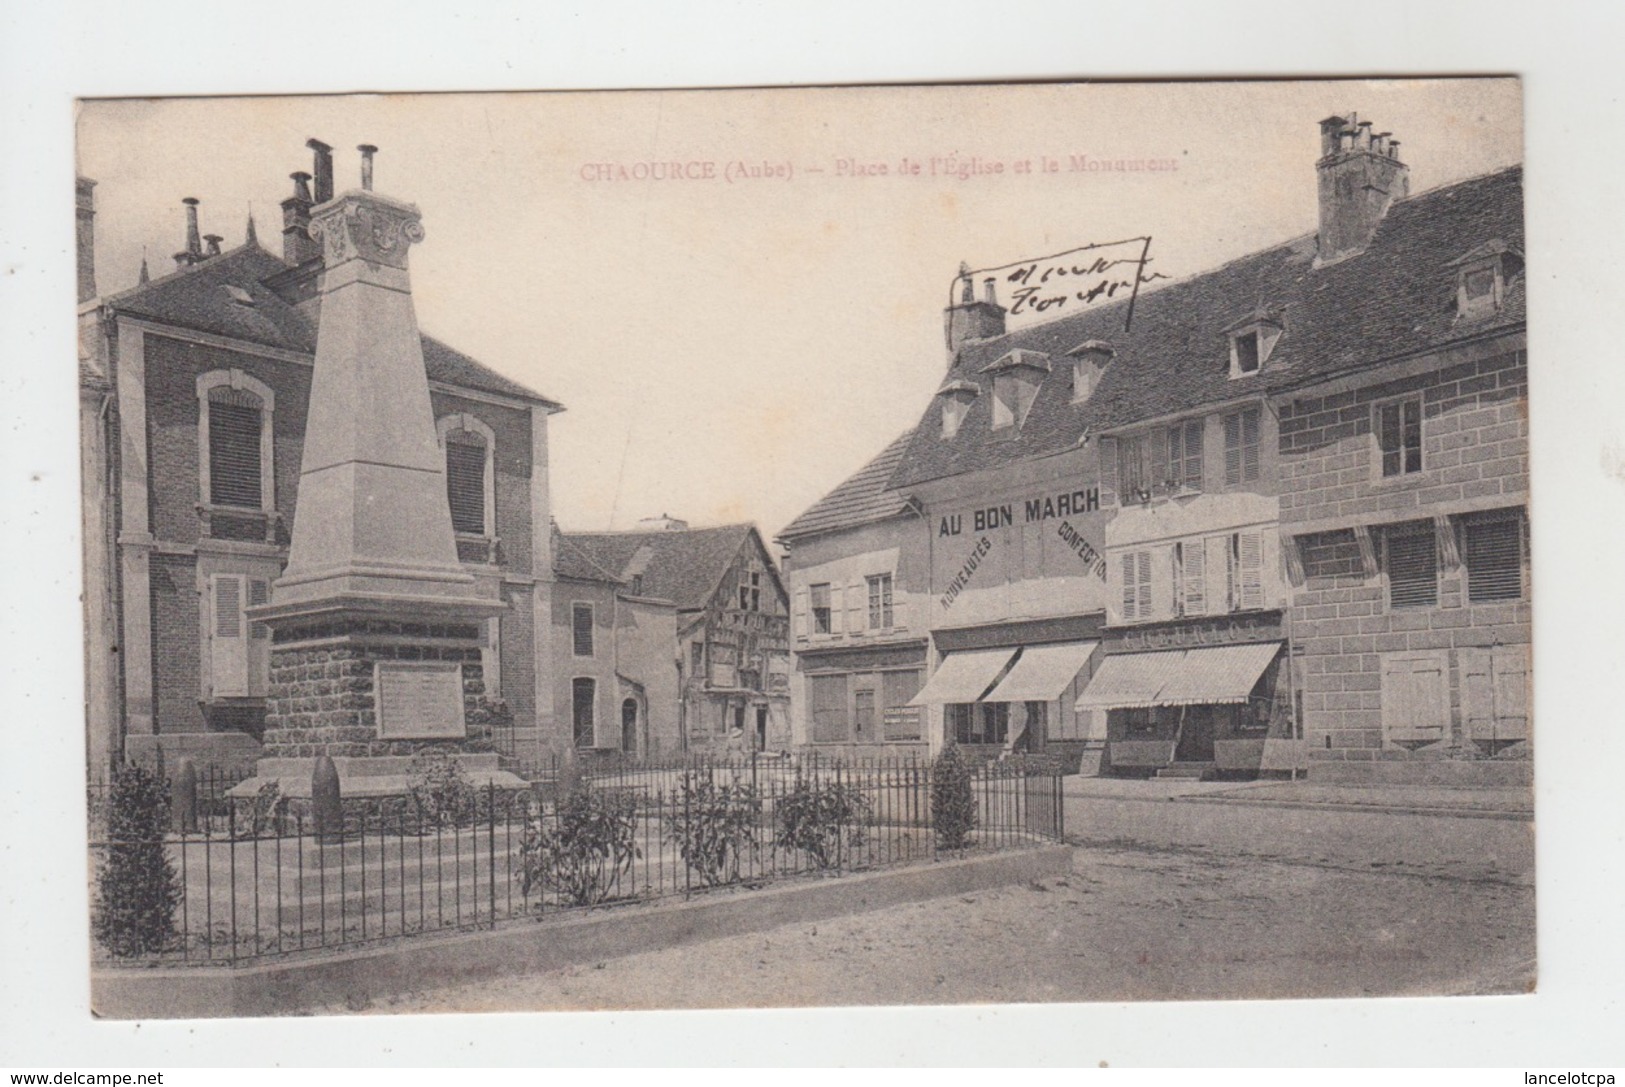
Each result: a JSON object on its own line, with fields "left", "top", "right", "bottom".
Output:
{"left": 91, "top": 843, "right": 1073, "bottom": 1020}
{"left": 1173, "top": 793, "right": 1532, "bottom": 822}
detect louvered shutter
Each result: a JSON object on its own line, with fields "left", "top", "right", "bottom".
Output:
{"left": 210, "top": 574, "right": 249, "bottom": 697}
{"left": 1182, "top": 420, "right": 1204, "bottom": 490}
{"left": 1241, "top": 408, "right": 1261, "bottom": 483}
{"left": 1465, "top": 513, "right": 1523, "bottom": 602}
{"left": 846, "top": 580, "right": 864, "bottom": 633}
{"left": 1491, "top": 645, "right": 1530, "bottom": 741}
{"left": 1098, "top": 437, "right": 1119, "bottom": 506}
{"left": 1224, "top": 412, "right": 1243, "bottom": 487}
{"left": 1120, "top": 553, "right": 1138, "bottom": 621}
{"left": 1237, "top": 531, "right": 1265, "bottom": 610}
{"left": 1148, "top": 547, "right": 1172, "bottom": 620}
{"left": 828, "top": 581, "right": 843, "bottom": 634}
{"left": 1181, "top": 538, "right": 1206, "bottom": 615}
{"left": 792, "top": 587, "right": 809, "bottom": 639}
{"left": 209, "top": 399, "right": 263, "bottom": 508}
{"left": 1386, "top": 525, "right": 1438, "bottom": 608}
{"left": 247, "top": 577, "right": 271, "bottom": 697}
{"left": 1206, "top": 535, "right": 1231, "bottom": 614}
{"left": 1149, "top": 428, "right": 1169, "bottom": 492}
{"left": 445, "top": 437, "right": 487, "bottom": 535}
{"left": 1134, "top": 551, "right": 1154, "bottom": 620}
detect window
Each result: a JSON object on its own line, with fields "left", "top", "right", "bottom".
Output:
{"left": 853, "top": 682, "right": 876, "bottom": 740}
{"left": 690, "top": 640, "right": 705, "bottom": 681}
{"left": 866, "top": 573, "right": 894, "bottom": 630}
{"left": 1166, "top": 419, "right": 1204, "bottom": 491}
{"left": 739, "top": 569, "right": 762, "bottom": 612}
{"left": 1227, "top": 531, "right": 1265, "bottom": 611}
{"left": 991, "top": 373, "right": 1039, "bottom": 431}
{"left": 198, "top": 371, "right": 275, "bottom": 513}
{"left": 1117, "top": 434, "right": 1149, "bottom": 502}
{"left": 1384, "top": 522, "right": 1438, "bottom": 609}
{"left": 1450, "top": 242, "right": 1520, "bottom": 321}
{"left": 572, "top": 678, "right": 596, "bottom": 747}
{"left": 1375, "top": 397, "right": 1423, "bottom": 477}
{"left": 437, "top": 414, "right": 496, "bottom": 537}
{"left": 1225, "top": 315, "right": 1282, "bottom": 378}
{"left": 572, "top": 603, "right": 594, "bottom": 656}
{"left": 950, "top": 702, "right": 1009, "bottom": 745}
{"left": 1463, "top": 510, "right": 1525, "bottom": 602}
{"left": 1174, "top": 540, "right": 1205, "bottom": 616}
{"left": 942, "top": 396, "right": 971, "bottom": 439}
{"left": 810, "top": 582, "right": 833, "bottom": 634}
{"left": 1223, "top": 407, "right": 1261, "bottom": 487}
{"left": 1120, "top": 550, "right": 1153, "bottom": 621}
{"left": 1233, "top": 331, "right": 1260, "bottom": 374}
{"left": 810, "top": 673, "right": 849, "bottom": 742}
{"left": 209, "top": 573, "right": 271, "bottom": 698}
{"left": 1067, "top": 341, "right": 1113, "bottom": 403}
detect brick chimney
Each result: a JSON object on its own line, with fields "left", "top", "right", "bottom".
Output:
{"left": 943, "top": 262, "right": 1006, "bottom": 363}
{"left": 173, "top": 197, "right": 205, "bottom": 268}
{"left": 307, "top": 138, "right": 335, "bottom": 204}
{"left": 1316, "top": 112, "right": 1409, "bottom": 265}
{"left": 280, "top": 171, "right": 318, "bottom": 265}
{"left": 76, "top": 177, "right": 96, "bottom": 303}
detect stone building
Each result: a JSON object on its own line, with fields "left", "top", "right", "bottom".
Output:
{"left": 779, "top": 111, "right": 1526, "bottom": 783}
{"left": 556, "top": 521, "right": 790, "bottom": 755}
{"left": 78, "top": 142, "right": 563, "bottom": 774}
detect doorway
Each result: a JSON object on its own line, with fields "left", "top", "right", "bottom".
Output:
{"left": 621, "top": 698, "right": 639, "bottom": 756}
{"left": 755, "top": 704, "right": 769, "bottom": 751}
{"left": 1174, "top": 705, "right": 1216, "bottom": 762}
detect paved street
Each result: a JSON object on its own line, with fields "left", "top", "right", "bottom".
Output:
{"left": 342, "top": 782, "right": 1535, "bottom": 1014}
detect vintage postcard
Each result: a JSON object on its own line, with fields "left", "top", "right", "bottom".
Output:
{"left": 74, "top": 78, "right": 1531, "bottom": 1019}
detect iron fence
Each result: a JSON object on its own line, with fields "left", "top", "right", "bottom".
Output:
{"left": 88, "top": 753, "right": 1064, "bottom": 966}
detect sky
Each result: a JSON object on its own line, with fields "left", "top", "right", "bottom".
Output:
{"left": 75, "top": 80, "right": 1523, "bottom": 543}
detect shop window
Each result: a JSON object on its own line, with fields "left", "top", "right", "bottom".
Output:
{"left": 866, "top": 573, "right": 894, "bottom": 630}
{"left": 572, "top": 602, "right": 595, "bottom": 657}
{"left": 1384, "top": 522, "right": 1438, "bottom": 609}
{"left": 882, "top": 669, "right": 923, "bottom": 741}
{"left": 810, "top": 673, "right": 849, "bottom": 743}
{"left": 1223, "top": 407, "right": 1261, "bottom": 487}
{"left": 572, "top": 677, "right": 596, "bottom": 747}
{"left": 950, "top": 702, "right": 1009, "bottom": 745}
{"left": 1166, "top": 419, "right": 1204, "bottom": 492}
{"left": 809, "top": 583, "right": 833, "bottom": 634}
{"left": 1120, "top": 707, "right": 1158, "bottom": 737}
{"left": 1463, "top": 509, "right": 1525, "bottom": 602}
{"left": 1375, "top": 396, "right": 1423, "bottom": 478}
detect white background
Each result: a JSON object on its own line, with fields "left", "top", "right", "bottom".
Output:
{"left": 3, "top": 0, "right": 1624, "bottom": 1069}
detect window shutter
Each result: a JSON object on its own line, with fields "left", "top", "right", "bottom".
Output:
{"left": 1098, "top": 437, "right": 1119, "bottom": 505}
{"left": 1120, "top": 553, "right": 1138, "bottom": 621}
{"left": 1148, "top": 546, "right": 1172, "bottom": 620}
{"left": 1460, "top": 648, "right": 1496, "bottom": 741}
{"left": 846, "top": 580, "right": 864, "bottom": 632}
{"left": 1238, "top": 531, "right": 1265, "bottom": 610}
{"left": 1224, "top": 412, "right": 1242, "bottom": 486}
{"left": 1242, "top": 408, "right": 1261, "bottom": 482}
{"left": 792, "top": 587, "right": 808, "bottom": 639}
{"left": 247, "top": 577, "right": 271, "bottom": 697}
{"left": 1135, "top": 551, "right": 1154, "bottom": 620}
{"left": 810, "top": 673, "right": 850, "bottom": 742}
{"left": 828, "top": 582, "right": 844, "bottom": 634}
{"left": 1381, "top": 653, "right": 1448, "bottom": 743}
{"left": 445, "top": 437, "right": 487, "bottom": 535}
{"left": 1491, "top": 645, "right": 1530, "bottom": 741}
{"left": 210, "top": 574, "right": 249, "bottom": 697}
{"left": 1386, "top": 525, "right": 1438, "bottom": 609}
{"left": 1205, "top": 534, "right": 1230, "bottom": 614}
{"left": 572, "top": 604, "right": 594, "bottom": 656}
{"left": 1182, "top": 538, "right": 1206, "bottom": 615}
{"left": 1183, "top": 419, "right": 1204, "bottom": 490}
{"left": 1149, "top": 428, "right": 1169, "bottom": 491}
{"left": 209, "top": 400, "right": 263, "bottom": 508}
{"left": 1465, "top": 512, "right": 1523, "bottom": 602}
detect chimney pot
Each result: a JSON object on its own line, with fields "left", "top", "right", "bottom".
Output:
{"left": 290, "top": 171, "right": 313, "bottom": 203}
{"left": 983, "top": 277, "right": 998, "bottom": 306}
{"left": 182, "top": 197, "right": 203, "bottom": 263}
{"left": 357, "top": 144, "right": 378, "bottom": 191}
{"left": 204, "top": 234, "right": 223, "bottom": 256}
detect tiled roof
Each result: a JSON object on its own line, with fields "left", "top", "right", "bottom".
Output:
{"left": 889, "top": 165, "right": 1525, "bottom": 489}
{"left": 103, "top": 243, "right": 560, "bottom": 408}
{"left": 778, "top": 429, "right": 917, "bottom": 542}
{"left": 556, "top": 523, "right": 771, "bottom": 611}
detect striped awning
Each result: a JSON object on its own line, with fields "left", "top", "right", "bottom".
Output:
{"left": 906, "top": 648, "right": 1017, "bottom": 706}
{"left": 985, "top": 641, "right": 1100, "bottom": 703}
{"left": 1073, "top": 643, "right": 1281, "bottom": 711}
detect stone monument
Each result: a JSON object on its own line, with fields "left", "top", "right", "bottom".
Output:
{"left": 237, "top": 148, "right": 521, "bottom": 798}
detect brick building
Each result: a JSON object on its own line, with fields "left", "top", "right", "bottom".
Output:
{"left": 78, "top": 143, "right": 566, "bottom": 774}
{"left": 780, "top": 111, "right": 1527, "bottom": 783}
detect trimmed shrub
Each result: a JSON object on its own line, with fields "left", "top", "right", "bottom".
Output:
{"left": 516, "top": 783, "right": 641, "bottom": 906}
{"left": 664, "top": 771, "right": 761, "bottom": 887}
{"left": 407, "top": 749, "right": 478, "bottom": 829}
{"left": 931, "top": 742, "right": 978, "bottom": 850}
{"left": 774, "top": 773, "right": 871, "bottom": 870}
{"left": 92, "top": 764, "right": 181, "bottom": 957}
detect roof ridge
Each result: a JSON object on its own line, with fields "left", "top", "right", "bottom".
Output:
{"left": 100, "top": 242, "right": 286, "bottom": 307}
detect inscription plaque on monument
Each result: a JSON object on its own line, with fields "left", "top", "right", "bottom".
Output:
{"left": 375, "top": 662, "right": 466, "bottom": 740}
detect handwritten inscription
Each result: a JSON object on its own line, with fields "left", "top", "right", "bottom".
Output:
{"left": 376, "top": 663, "right": 466, "bottom": 740}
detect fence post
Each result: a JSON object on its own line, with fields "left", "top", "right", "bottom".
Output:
{"left": 312, "top": 755, "right": 342, "bottom": 845}
{"left": 173, "top": 758, "right": 198, "bottom": 834}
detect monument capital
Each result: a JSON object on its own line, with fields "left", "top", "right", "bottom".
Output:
{"left": 309, "top": 190, "right": 425, "bottom": 269}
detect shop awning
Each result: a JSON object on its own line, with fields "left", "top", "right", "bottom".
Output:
{"left": 1153, "top": 642, "right": 1281, "bottom": 706}
{"left": 1072, "top": 642, "right": 1282, "bottom": 711}
{"left": 985, "top": 641, "right": 1100, "bottom": 703}
{"left": 1072, "top": 650, "right": 1187, "bottom": 711}
{"left": 906, "top": 647, "right": 1017, "bottom": 706}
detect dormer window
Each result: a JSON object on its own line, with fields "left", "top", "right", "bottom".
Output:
{"left": 1223, "top": 310, "right": 1283, "bottom": 379}
{"left": 1449, "top": 240, "right": 1521, "bottom": 322}
{"left": 980, "top": 349, "right": 1051, "bottom": 432}
{"left": 937, "top": 379, "right": 979, "bottom": 439}
{"left": 1066, "top": 339, "right": 1114, "bottom": 404}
